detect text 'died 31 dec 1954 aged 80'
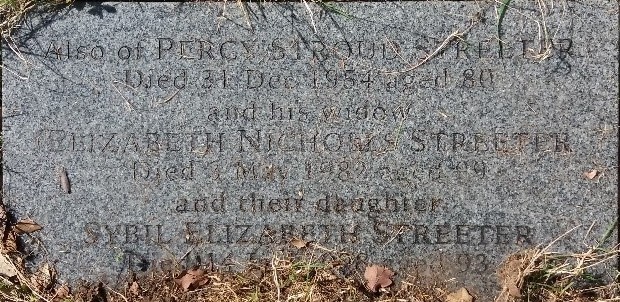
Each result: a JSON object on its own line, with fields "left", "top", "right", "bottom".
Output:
{"left": 1, "top": 1, "right": 618, "bottom": 296}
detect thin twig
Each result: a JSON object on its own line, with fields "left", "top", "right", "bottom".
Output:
{"left": 271, "top": 253, "right": 282, "bottom": 302}
{"left": 106, "top": 286, "right": 129, "bottom": 302}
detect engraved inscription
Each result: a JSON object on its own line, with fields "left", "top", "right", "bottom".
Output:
{"left": 4, "top": 3, "right": 617, "bottom": 291}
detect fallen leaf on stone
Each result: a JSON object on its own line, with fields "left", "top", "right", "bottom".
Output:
{"left": 174, "top": 268, "right": 209, "bottom": 292}
{"left": 129, "top": 281, "right": 141, "bottom": 296}
{"left": 0, "top": 254, "right": 18, "bottom": 278}
{"left": 364, "top": 264, "right": 394, "bottom": 292}
{"left": 290, "top": 237, "right": 308, "bottom": 249}
{"left": 57, "top": 166, "right": 71, "bottom": 194}
{"left": 14, "top": 219, "right": 42, "bottom": 234}
{"left": 55, "top": 284, "right": 71, "bottom": 299}
{"left": 446, "top": 287, "right": 474, "bottom": 302}
{"left": 31, "top": 263, "right": 56, "bottom": 291}
{"left": 584, "top": 169, "right": 599, "bottom": 180}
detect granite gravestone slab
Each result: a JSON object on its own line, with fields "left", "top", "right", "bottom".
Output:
{"left": 2, "top": 1, "right": 618, "bottom": 298}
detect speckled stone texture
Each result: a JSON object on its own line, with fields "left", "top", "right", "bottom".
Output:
{"left": 2, "top": 1, "right": 618, "bottom": 299}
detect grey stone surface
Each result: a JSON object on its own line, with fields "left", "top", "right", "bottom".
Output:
{"left": 2, "top": 1, "right": 618, "bottom": 298}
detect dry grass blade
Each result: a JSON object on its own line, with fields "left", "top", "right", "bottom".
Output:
{"left": 0, "top": 0, "right": 35, "bottom": 38}
{"left": 1, "top": 0, "right": 70, "bottom": 39}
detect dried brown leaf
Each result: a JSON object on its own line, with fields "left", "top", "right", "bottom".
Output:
{"left": 317, "top": 270, "right": 338, "bottom": 282}
{"left": 174, "top": 268, "right": 209, "bottom": 292}
{"left": 290, "top": 237, "right": 308, "bottom": 249}
{"left": 55, "top": 284, "right": 71, "bottom": 299}
{"left": 507, "top": 283, "right": 521, "bottom": 298}
{"left": 0, "top": 253, "right": 18, "bottom": 277}
{"left": 129, "top": 281, "right": 141, "bottom": 296}
{"left": 31, "top": 263, "right": 56, "bottom": 291}
{"left": 364, "top": 264, "right": 394, "bottom": 292}
{"left": 2, "top": 231, "right": 18, "bottom": 252}
{"left": 584, "top": 169, "right": 599, "bottom": 180}
{"left": 0, "top": 203, "right": 6, "bottom": 240}
{"left": 446, "top": 287, "right": 474, "bottom": 302}
{"left": 497, "top": 251, "right": 530, "bottom": 299}
{"left": 57, "top": 166, "right": 71, "bottom": 194}
{"left": 14, "top": 219, "right": 42, "bottom": 234}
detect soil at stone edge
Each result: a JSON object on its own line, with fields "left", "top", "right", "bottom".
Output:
{"left": 1, "top": 229, "right": 619, "bottom": 301}
{"left": 0, "top": 200, "right": 619, "bottom": 301}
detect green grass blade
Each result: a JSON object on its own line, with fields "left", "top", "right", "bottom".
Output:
{"left": 598, "top": 217, "right": 618, "bottom": 246}
{"left": 498, "top": 0, "right": 511, "bottom": 54}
